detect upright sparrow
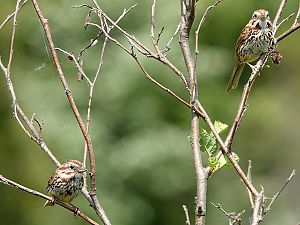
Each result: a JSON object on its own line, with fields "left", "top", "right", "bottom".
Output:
{"left": 226, "top": 9, "right": 276, "bottom": 92}
{"left": 45, "top": 160, "right": 86, "bottom": 206}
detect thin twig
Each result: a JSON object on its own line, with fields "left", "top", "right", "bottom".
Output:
{"left": 92, "top": 4, "right": 190, "bottom": 90}
{"left": 16, "top": 104, "right": 60, "bottom": 166}
{"left": 277, "top": 13, "right": 294, "bottom": 28}
{"left": 150, "top": 0, "right": 159, "bottom": 53}
{"left": 273, "top": 0, "right": 287, "bottom": 33}
{"left": 132, "top": 49, "right": 192, "bottom": 109}
{"left": 211, "top": 202, "right": 244, "bottom": 225}
{"left": 54, "top": 48, "right": 92, "bottom": 84}
{"left": 2, "top": 68, "right": 60, "bottom": 166}
{"left": 79, "top": 32, "right": 102, "bottom": 58}
{"left": 277, "top": 23, "right": 300, "bottom": 41}
{"left": 7, "top": 0, "right": 21, "bottom": 70}
{"left": 0, "top": 0, "right": 28, "bottom": 30}
{"left": 247, "top": 160, "right": 254, "bottom": 208}
{"left": 263, "top": 170, "right": 296, "bottom": 216}
{"left": 30, "top": 113, "right": 43, "bottom": 135}
{"left": 149, "top": 0, "right": 165, "bottom": 53}
{"left": 97, "top": 5, "right": 150, "bottom": 55}
{"left": 0, "top": 175, "right": 98, "bottom": 225}
{"left": 277, "top": 3, "right": 300, "bottom": 42}
{"left": 90, "top": 20, "right": 193, "bottom": 111}
{"left": 182, "top": 205, "right": 191, "bottom": 225}
{"left": 195, "top": 0, "right": 223, "bottom": 54}
{"left": 162, "top": 21, "right": 181, "bottom": 54}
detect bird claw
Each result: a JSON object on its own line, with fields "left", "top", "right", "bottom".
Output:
{"left": 44, "top": 196, "right": 56, "bottom": 206}
{"left": 73, "top": 207, "right": 80, "bottom": 218}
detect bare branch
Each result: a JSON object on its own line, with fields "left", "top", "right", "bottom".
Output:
{"left": 211, "top": 202, "right": 244, "bottom": 225}
{"left": 55, "top": 47, "right": 92, "bottom": 85}
{"left": 277, "top": 23, "right": 300, "bottom": 42}
{"left": 179, "top": 2, "right": 209, "bottom": 225}
{"left": 90, "top": 17, "right": 193, "bottom": 112}
{"left": 273, "top": 0, "right": 287, "bottom": 33}
{"left": 148, "top": 0, "right": 190, "bottom": 89}
{"left": 30, "top": 113, "right": 44, "bottom": 135}
{"left": 2, "top": 69, "right": 60, "bottom": 167}
{"left": 223, "top": 59, "right": 267, "bottom": 155}
{"left": 92, "top": 4, "right": 190, "bottom": 89}
{"left": 263, "top": 170, "right": 296, "bottom": 216}
{"left": 16, "top": 104, "right": 60, "bottom": 166}
{"left": 0, "top": 0, "right": 28, "bottom": 30}
{"left": 97, "top": 5, "right": 151, "bottom": 56}
{"left": 251, "top": 192, "right": 263, "bottom": 225}
{"left": 150, "top": 0, "right": 159, "bottom": 52}
{"left": 149, "top": 0, "right": 166, "bottom": 55}
{"left": 162, "top": 21, "right": 181, "bottom": 54}
{"left": 133, "top": 52, "right": 192, "bottom": 109}
{"left": 79, "top": 32, "right": 102, "bottom": 58}
{"left": 247, "top": 160, "right": 254, "bottom": 208}
{"left": 182, "top": 205, "right": 191, "bottom": 225}
{"left": 7, "top": 0, "right": 21, "bottom": 70}
{"left": 277, "top": 13, "right": 295, "bottom": 28}
{"left": 277, "top": 3, "right": 300, "bottom": 42}
{"left": 0, "top": 175, "right": 98, "bottom": 225}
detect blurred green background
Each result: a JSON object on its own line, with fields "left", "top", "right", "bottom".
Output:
{"left": 0, "top": 0, "right": 299, "bottom": 224}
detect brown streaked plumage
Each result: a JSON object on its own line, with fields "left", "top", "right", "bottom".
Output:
{"left": 227, "top": 9, "right": 277, "bottom": 92}
{"left": 45, "top": 160, "right": 86, "bottom": 206}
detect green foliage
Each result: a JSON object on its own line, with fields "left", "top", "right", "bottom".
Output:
{"left": 200, "top": 121, "right": 239, "bottom": 173}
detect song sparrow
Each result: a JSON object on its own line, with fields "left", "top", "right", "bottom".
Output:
{"left": 45, "top": 160, "right": 86, "bottom": 206}
{"left": 226, "top": 9, "right": 277, "bottom": 92}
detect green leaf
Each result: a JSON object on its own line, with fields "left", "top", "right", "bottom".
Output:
{"left": 209, "top": 152, "right": 240, "bottom": 173}
{"left": 200, "top": 129, "right": 217, "bottom": 155}
{"left": 208, "top": 156, "right": 218, "bottom": 168}
{"left": 225, "top": 152, "right": 240, "bottom": 168}
{"left": 199, "top": 120, "right": 239, "bottom": 173}
{"left": 200, "top": 121, "right": 228, "bottom": 155}
{"left": 214, "top": 120, "right": 228, "bottom": 134}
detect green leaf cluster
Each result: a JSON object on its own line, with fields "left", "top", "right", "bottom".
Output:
{"left": 200, "top": 121, "right": 239, "bottom": 173}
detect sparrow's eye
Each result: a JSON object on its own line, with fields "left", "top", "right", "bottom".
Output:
{"left": 253, "top": 13, "right": 257, "bottom": 18}
{"left": 70, "top": 165, "right": 74, "bottom": 169}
